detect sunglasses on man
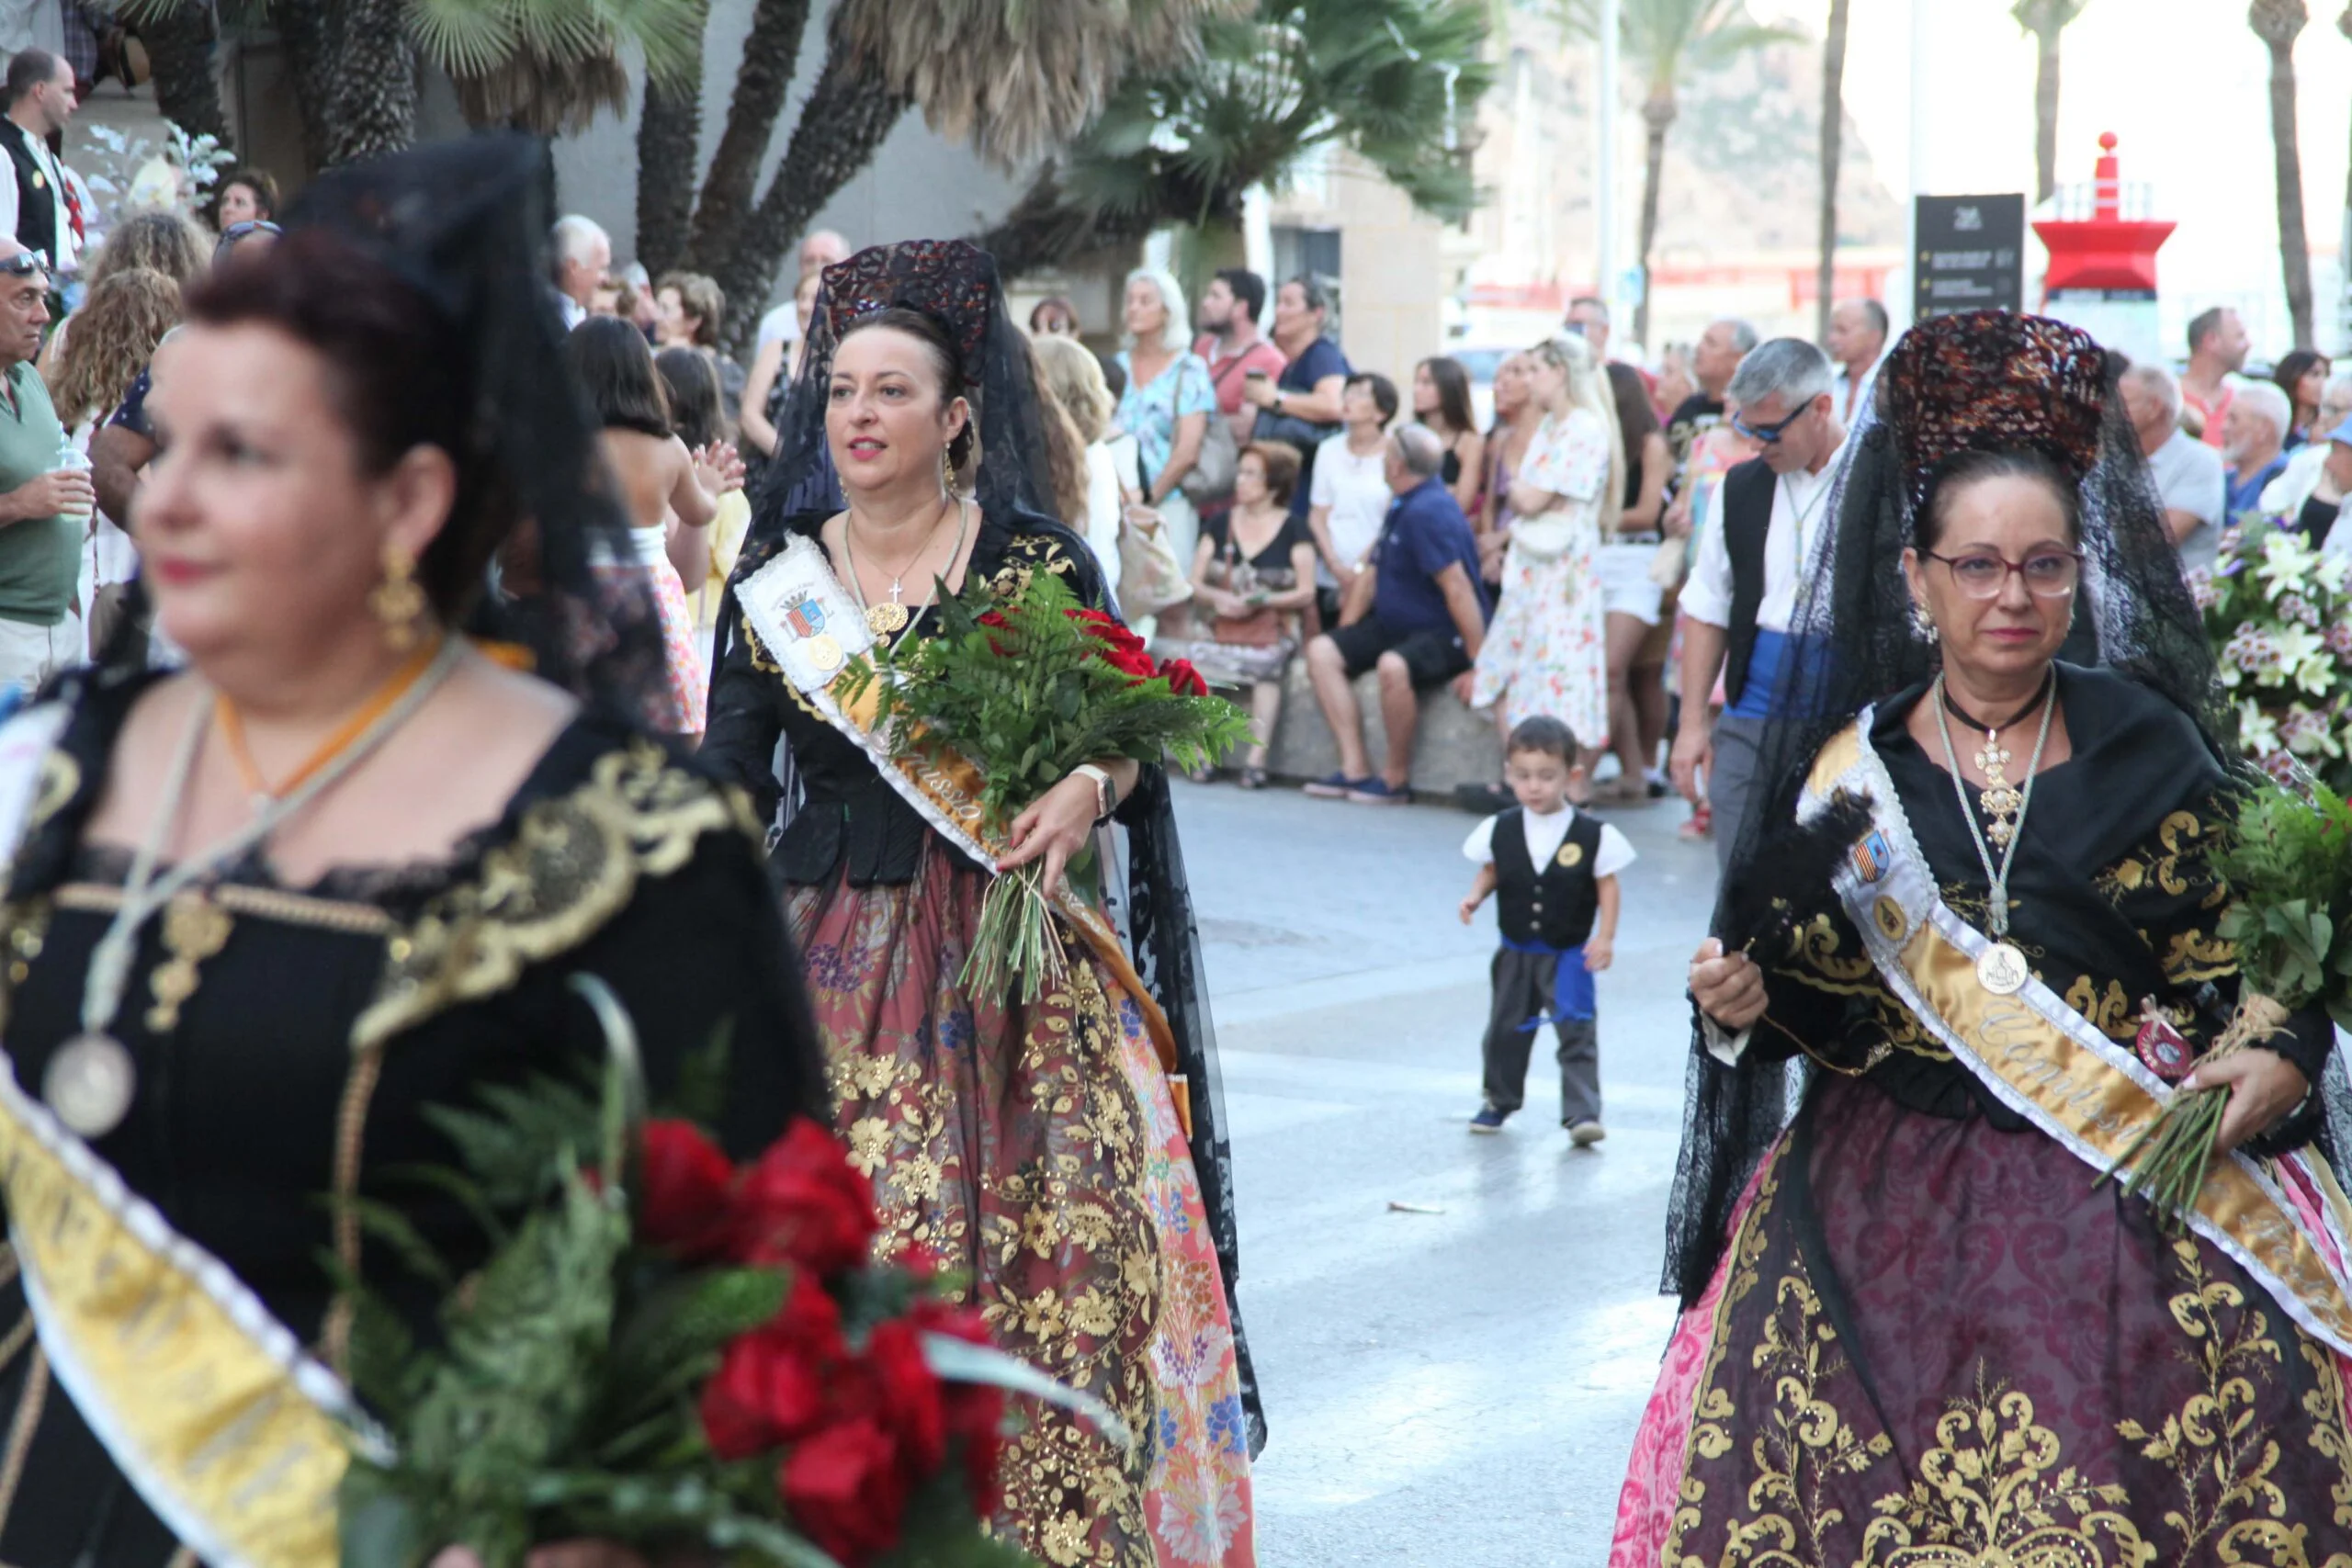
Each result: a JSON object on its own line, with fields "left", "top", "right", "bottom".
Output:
{"left": 1730, "top": 401, "right": 1814, "bottom": 444}
{"left": 221, "top": 221, "right": 282, "bottom": 243}
{"left": 0, "top": 251, "right": 50, "bottom": 278}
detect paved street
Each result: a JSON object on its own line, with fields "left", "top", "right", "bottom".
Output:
{"left": 1171, "top": 779, "right": 1716, "bottom": 1566}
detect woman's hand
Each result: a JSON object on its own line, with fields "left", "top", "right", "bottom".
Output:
{"left": 1689, "top": 937, "right": 1766, "bottom": 1031}
{"left": 1000, "top": 771, "right": 1101, "bottom": 890}
{"left": 2184, "top": 1048, "right": 2311, "bottom": 1153}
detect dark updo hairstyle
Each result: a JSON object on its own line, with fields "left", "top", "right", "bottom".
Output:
{"left": 1914, "top": 447, "right": 2085, "bottom": 552}
{"left": 836, "top": 305, "right": 978, "bottom": 481}
{"left": 655, "top": 345, "right": 722, "bottom": 449}
{"left": 567, "top": 315, "right": 673, "bottom": 439}
{"left": 184, "top": 227, "right": 508, "bottom": 626}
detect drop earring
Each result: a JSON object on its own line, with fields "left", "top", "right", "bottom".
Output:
{"left": 1910, "top": 601, "right": 1936, "bottom": 642}
{"left": 369, "top": 544, "right": 427, "bottom": 651}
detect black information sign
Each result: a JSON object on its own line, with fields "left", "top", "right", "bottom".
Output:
{"left": 1914, "top": 194, "right": 2026, "bottom": 319}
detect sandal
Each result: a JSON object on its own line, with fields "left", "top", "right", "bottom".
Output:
{"left": 1238, "top": 766, "right": 1269, "bottom": 790}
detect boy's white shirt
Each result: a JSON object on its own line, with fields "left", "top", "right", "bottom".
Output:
{"left": 1462, "top": 803, "right": 1636, "bottom": 881}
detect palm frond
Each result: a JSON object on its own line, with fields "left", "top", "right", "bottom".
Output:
{"left": 404, "top": 0, "right": 521, "bottom": 80}
{"left": 832, "top": 0, "right": 1252, "bottom": 167}
{"left": 452, "top": 41, "right": 630, "bottom": 133}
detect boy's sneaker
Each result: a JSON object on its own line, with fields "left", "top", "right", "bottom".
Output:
{"left": 1347, "top": 777, "right": 1407, "bottom": 805}
{"left": 1469, "top": 1106, "right": 1509, "bottom": 1134}
{"left": 1567, "top": 1120, "right": 1608, "bottom": 1147}
{"left": 1303, "top": 771, "right": 1365, "bottom": 798}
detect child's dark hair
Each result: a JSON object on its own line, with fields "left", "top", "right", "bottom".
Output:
{"left": 1507, "top": 715, "right": 1579, "bottom": 764}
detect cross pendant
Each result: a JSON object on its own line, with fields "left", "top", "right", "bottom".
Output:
{"left": 888, "top": 581, "right": 903, "bottom": 604}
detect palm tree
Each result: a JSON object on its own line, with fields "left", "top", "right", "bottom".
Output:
{"left": 629, "top": 0, "right": 1241, "bottom": 347}
{"left": 975, "top": 0, "right": 1493, "bottom": 278}
{"left": 2012, "top": 0, "right": 2090, "bottom": 205}
{"left": 1559, "top": 0, "right": 1798, "bottom": 347}
{"left": 1814, "top": 0, "right": 1849, "bottom": 342}
{"left": 2251, "top": 0, "right": 2315, "bottom": 350}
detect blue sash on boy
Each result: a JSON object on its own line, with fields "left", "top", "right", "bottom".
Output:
{"left": 1491, "top": 807, "right": 1604, "bottom": 1029}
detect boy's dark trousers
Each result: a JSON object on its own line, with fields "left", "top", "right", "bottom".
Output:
{"left": 1479, "top": 945, "right": 1600, "bottom": 1124}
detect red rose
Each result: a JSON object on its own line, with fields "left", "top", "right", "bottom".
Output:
{"left": 862, "top": 1318, "right": 947, "bottom": 1475}
{"left": 1070, "top": 607, "right": 1148, "bottom": 658}
{"left": 911, "top": 1301, "right": 1006, "bottom": 1517}
{"left": 699, "top": 1272, "right": 848, "bottom": 1458}
{"left": 1159, "top": 658, "right": 1208, "bottom": 698}
{"left": 636, "top": 1120, "right": 737, "bottom": 1258}
{"left": 781, "top": 1416, "right": 909, "bottom": 1566}
{"left": 733, "top": 1119, "right": 878, "bottom": 1277}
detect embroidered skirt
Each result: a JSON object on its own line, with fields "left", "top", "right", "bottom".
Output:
{"left": 788, "top": 841, "right": 1256, "bottom": 1568}
{"left": 1612, "top": 1074, "right": 2352, "bottom": 1568}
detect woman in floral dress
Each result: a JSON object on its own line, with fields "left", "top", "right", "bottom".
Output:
{"left": 1462, "top": 333, "right": 1620, "bottom": 755}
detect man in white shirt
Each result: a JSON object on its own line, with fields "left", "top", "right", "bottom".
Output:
{"left": 1826, "top": 299, "right": 1887, "bottom": 425}
{"left": 548, "top": 214, "right": 609, "bottom": 330}
{"left": 1669, "top": 338, "right": 1847, "bottom": 878}
{"left": 0, "top": 50, "right": 79, "bottom": 276}
{"left": 756, "top": 229, "right": 849, "bottom": 350}
{"left": 2118, "top": 361, "right": 2226, "bottom": 570}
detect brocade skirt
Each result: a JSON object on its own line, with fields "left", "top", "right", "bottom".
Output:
{"left": 1612, "top": 1073, "right": 2352, "bottom": 1568}
{"left": 788, "top": 841, "right": 1256, "bottom": 1568}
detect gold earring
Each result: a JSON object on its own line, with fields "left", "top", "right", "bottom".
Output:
{"left": 942, "top": 446, "right": 957, "bottom": 496}
{"left": 369, "top": 545, "right": 427, "bottom": 651}
{"left": 1910, "top": 601, "right": 1936, "bottom": 641}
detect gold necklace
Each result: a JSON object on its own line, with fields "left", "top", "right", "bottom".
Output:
{"left": 1931, "top": 669, "right": 2058, "bottom": 996}
{"left": 842, "top": 495, "right": 956, "bottom": 635}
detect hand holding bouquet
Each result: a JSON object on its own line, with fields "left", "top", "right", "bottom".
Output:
{"left": 2101, "top": 776, "right": 2352, "bottom": 1228}
{"left": 838, "top": 569, "right": 1251, "bottom": 1000}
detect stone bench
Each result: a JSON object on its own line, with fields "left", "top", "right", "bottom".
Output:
{"left": 1253, "top": 659, "right": 1502, "bottom": 795}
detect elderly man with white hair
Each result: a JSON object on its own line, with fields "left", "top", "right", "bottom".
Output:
{"left": 2222, "top": 378, "right": 2293, "bottom": 520}
{"left": 2118, "top": 360, "right": 2227, "bottom": 568}
{"left": 549, "top": 213, "right": 610, "bottom": 329}
{"left": 1301, "top": 422, "right": 1489, "bottom": 805}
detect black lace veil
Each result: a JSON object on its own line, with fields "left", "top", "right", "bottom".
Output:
{"left": 714, "top": 242, "right": 1265, "bottom": 1453}
{"left": 207, "top": 132, "right": 672, "bottom": 721}
{"left": 1661, "top": 310, "right": 2233, "bottom": 1303}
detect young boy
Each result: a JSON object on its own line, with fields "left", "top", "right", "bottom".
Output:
{"left": 1458, "top": 716, "right": 1636, "bottom": 1143}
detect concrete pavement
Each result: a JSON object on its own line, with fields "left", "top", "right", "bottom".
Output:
{"left": 1172, "top": 778, "right": 1717, "bottom": 1566}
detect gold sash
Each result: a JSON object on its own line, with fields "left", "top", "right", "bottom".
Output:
{"left": 1803, "top": 716, "right": 2352, "bottom": 1357}
{"left": 736, "top": 537, "right": 1191, "bottom": 1132}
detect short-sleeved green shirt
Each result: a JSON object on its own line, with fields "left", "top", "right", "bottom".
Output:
{"left": 0, "top": 361, "right": 74, "bottom": 626}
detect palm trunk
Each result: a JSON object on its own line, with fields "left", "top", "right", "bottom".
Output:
{"left": 711, "top": 38, "right": 908, "bottom": 352}
{"left": 319, "top": 0, "right": 418, "bottom": 166}
{"left": 269, "top": 0, "right": 335, "bottom": 174}
{"left": 635, "top": 73, "right": 703, "bottom": 276}
{"left": 1634, "top": 91, "right": 1673, "bottom": 352}
{"left": 2252, "top": 0, "right": 2315, "bottom": 348}
{"left": 1815, "top": 0, "right": 1849, "bottom": 341}
{"left": 141, "top": 2, "right": 232, "bottom": 149}
{"left": 974, "top": 163, "right": 1157, "bottom": 277}
{"left": 2030, "top": 24, "right": 2061, "bottom": 203}
{"left": 680, "top": 0, "right": 813, "bottom": 273}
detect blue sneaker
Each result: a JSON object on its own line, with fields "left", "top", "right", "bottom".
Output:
{"left": 1470, "top": 1105, "right": 1509, "bottom": 1134}
{"left": 1346, "top": 777, "right": 1407, "bottom": 805}
{"left": 1303, "top": 770, "right": 1365, "bottom": 798}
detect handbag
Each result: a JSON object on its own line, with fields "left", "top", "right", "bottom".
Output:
{"left": 1118, "top": 512, "right": 1193, "bottom": 618}
{"left": 1647, "top": 534, "right": 1689, "bottom": 591}
{"left": 1508, "top": 511, "right": 1577, "bottom": 560}
{"left": 1180, "top": 358, "right": 1238, "bottom": 506}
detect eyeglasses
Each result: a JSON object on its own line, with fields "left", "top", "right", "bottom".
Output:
{"left": 1922, "top": 547, "right": 2083, "bottom": 599}
{"left": 0, "top": 250, "right": 49, "bottom": 278}
{"left": 221, "top": 220, "right": 282, "bottom": 243}
{"left": 1731, "top": 403, "right": 1811, "bottom": 444}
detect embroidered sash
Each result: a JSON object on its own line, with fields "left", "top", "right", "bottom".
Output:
{"left": 736, "top": 537, "right": 1191, "bottom": 1130}
{"left": 1801, "top": 715, "right": 2352, "bottom": 1357}
{"left": 0, "top": 702, "right": 371, "bottom": 1568}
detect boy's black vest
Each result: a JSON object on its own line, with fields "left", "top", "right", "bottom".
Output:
{"left": 1492, "top": 807, "right": 1603, "bottom": 949}
{"left": 1719, "top": 457, "right": 1775, "bottom": 709}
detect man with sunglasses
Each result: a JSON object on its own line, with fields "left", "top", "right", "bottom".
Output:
{"left": 1669, "top": 338, "right": 1847, "bottom": 878}
{"left": 0, "top": 237, "right": 92, "bottom": 694}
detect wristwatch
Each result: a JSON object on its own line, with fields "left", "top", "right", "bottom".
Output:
{"left": 1072, "top": 762, "right": 1118, "bottom": 823}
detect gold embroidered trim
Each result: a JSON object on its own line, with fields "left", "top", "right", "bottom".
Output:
{"left": 352, "top": 739, "right": 738, "bottom": 1049}
{"left": 51, "top": 880, "right": 397, "bottom": 936}
{"left": 145, "top": 892, "right": 232, "bottom": 1035}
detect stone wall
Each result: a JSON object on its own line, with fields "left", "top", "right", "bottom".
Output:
{"left": 1256, "top": 661, "right": 1502, "bottom": 795}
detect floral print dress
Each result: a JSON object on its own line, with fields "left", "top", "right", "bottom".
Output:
{"left": 1467, "top": 407, "right": 1609, "bottom": 749}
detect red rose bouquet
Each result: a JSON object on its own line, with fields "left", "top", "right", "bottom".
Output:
{"left": 338, "top": 1038, "right": 1114, "bottom": 1568}
{"left": 838, "top": 569, "right": 1250, "bottom": 998}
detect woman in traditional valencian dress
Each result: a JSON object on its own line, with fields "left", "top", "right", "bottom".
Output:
{"left": 1613, "top": 310, "right": 2352, "bottom": 1568}
{"left": 701, "top": 242, "right": 1259, "bottom": 1568}
{"left": 0, "top": 138, "right": 827, "bottom": 1568}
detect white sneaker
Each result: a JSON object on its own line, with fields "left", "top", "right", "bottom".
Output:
{"left": 1567, "top": 1120, "right": 1607, "bottom": 1147}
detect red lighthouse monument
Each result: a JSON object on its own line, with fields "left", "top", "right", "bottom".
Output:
{"left": 2033, "top": 133, "right": 2177, "bottom": 362}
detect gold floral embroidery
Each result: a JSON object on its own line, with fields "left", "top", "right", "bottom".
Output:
{"left": 1860, "top": 1374, "right": 2153, "bottom": 1568}
{"left": 2116, "top": 1239, "right": 2290, "bottom": 1562}
{"left": 1668, "top": 1143, "right": 1788, "bottom": 1565}
{"left": 2159, "top": 926, "right": 2236, "bottom": 985}
{"left": 355, "top": 740, "right": 745, "bottom": 1048}
{"left": 2064, "top": 975, "right": 2136, "bottom": 1042}
{"left": 2299, "top": 1335, "right": 2352, "bottom": 1532}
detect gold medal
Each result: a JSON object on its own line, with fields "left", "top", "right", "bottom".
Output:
{"left": 44, "top": 1031, "right": 136, "bottom": 1137}
{"left": 1555, "top": 842, "right": 1583, "bottom": 867}
{"left": 803, "top": 632, "right": 842, "bottom": 672}
{"left": 1975, "top": 942, "right": 2030, "bottom": 996}
{"left": 865, "top": 601, "right": 909, "bottom": 636}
